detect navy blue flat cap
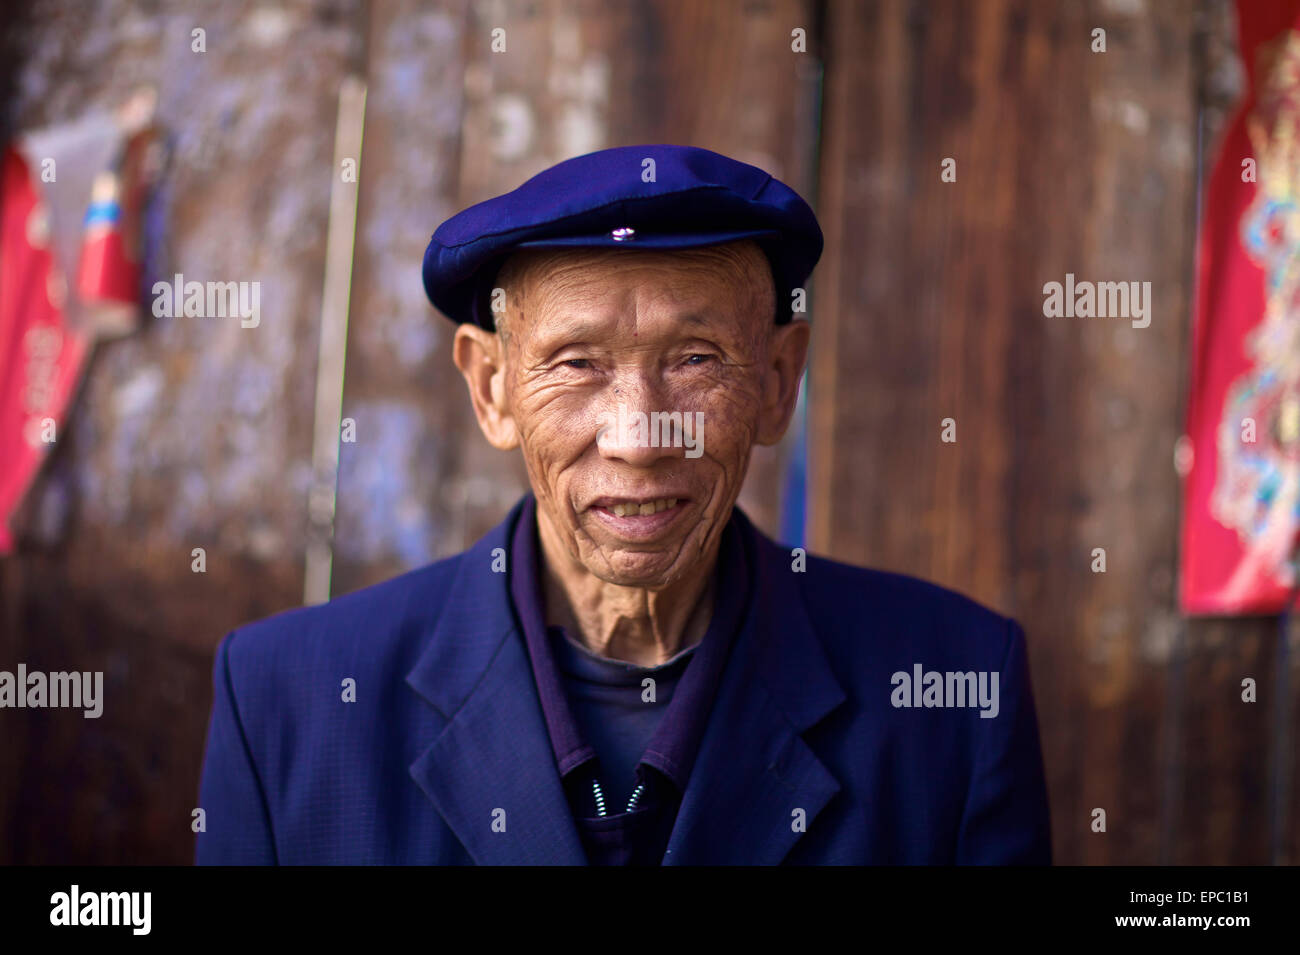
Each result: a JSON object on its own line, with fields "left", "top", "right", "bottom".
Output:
{"left": 423, "top": 144, "right": 823, "bottom": 329}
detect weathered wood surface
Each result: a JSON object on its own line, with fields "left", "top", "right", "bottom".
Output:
{"left": 0, "top": 0, "right": 371, "bottom": 863}
{"left": 811, "top": 0, "right": 1293, "bottom": 864}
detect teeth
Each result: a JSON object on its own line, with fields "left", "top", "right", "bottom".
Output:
{"left": 609, "top": 498, "right": 678, "bottom": 517}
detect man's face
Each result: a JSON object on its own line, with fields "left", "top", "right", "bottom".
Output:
{"left": 457, "top": 241, "right": 806, "bottom": 590}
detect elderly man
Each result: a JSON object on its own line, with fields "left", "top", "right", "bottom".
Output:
{"left": 196, "top": 145, "right": 1051, "bottom": 865}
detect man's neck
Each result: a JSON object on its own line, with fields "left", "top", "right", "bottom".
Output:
{"left": 535, "top": 508, "right": 719, "bottom": 667}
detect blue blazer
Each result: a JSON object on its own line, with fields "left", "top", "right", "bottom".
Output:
{"left": 196, "top": 498, "right": 1051, "bottom": 865}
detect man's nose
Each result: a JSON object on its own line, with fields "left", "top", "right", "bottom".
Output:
{"left": 594, "top": 378, "right": 683, "bottom": 467}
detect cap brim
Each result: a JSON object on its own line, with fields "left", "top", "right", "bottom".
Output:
{"left": 514, "top": 227, "right": 781, "bottom": 251}
{"left": 461, "top": 227, "right": 787, "bottom": 328}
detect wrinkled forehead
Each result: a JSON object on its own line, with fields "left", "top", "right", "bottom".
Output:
{"left": 496, "top": 241, "right": 774, "bottom": 337}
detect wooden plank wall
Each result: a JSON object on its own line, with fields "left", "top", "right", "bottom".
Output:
{"left": 811, "top": 0, "right": 1297, "bottom": 864}
{"left": 0, "top": 0, "right": 370, "bottom": 864}
{"left": 1, "top": 0, "right": 1291, "bottom": 866}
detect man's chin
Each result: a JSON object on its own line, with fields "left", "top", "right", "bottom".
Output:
{"left": 587, "top": 549, "right": 696, "bottom": 590}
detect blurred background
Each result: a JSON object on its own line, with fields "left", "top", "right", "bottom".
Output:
{"left": 0, "top": 0, "right": 1295, "bottom": 865}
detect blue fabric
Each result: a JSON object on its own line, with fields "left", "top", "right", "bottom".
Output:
{"left": 421, "top": 144, "right": 824, "bottom": 328}
{"left": 551, "top": 628, "right": 692, "bottom": 809}
{"left": 196, "top": 496, "right": 1052, "bottom": 865}
{"left": 502, "top": 492, "right": 752, "bottom": 865}
{"left": 507, "top": 493, "right": 750, "bottom": 796}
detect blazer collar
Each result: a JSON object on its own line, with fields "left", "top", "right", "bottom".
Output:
{"left": 663, "top": 509, "right": 846, "bottom": 864}
{"left": 405, "top": 497, "right": 846, "bottom": 865}
{"left": 406, "top": 496, "right": 587, "bottom": 865}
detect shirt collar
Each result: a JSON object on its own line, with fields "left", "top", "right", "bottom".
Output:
{"left": 507, "top": 494, "right": 752, "bottom": 791}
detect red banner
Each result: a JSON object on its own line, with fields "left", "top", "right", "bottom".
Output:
{"left": 0, "top": 147, "right": 91, "bottom": 553}
{"left": 0, "top": 94, "right": 159, "bottom": 553}
{"left": 1180, "top": 2, "right": 1300, "bottom": 614}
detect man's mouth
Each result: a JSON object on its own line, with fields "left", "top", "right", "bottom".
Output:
{"left": 585, "top": 496, "right": 688, "bottom": 538}
{"left": 601, "top": 498, "right": 678, "bottom": 518}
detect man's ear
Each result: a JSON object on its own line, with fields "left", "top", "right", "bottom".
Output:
{"left": 756, "top": 319, "right": 810, "bottom": 446}
{"left": 452, "top": 322, "right": 520, "bottom": 450}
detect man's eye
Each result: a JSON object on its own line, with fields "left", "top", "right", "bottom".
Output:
{"left": 563, "top": 358, "right": 592, "bottom": 369}
{"left": 684, "top": 354, "right": 713, "bottom": 366}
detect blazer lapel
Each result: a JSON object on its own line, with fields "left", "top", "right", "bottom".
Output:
{"left": 664, "top": 516, "right": 846, "bottom": 865}
{"left": 405, "top": 501, "right": 586, "bottom": 865}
